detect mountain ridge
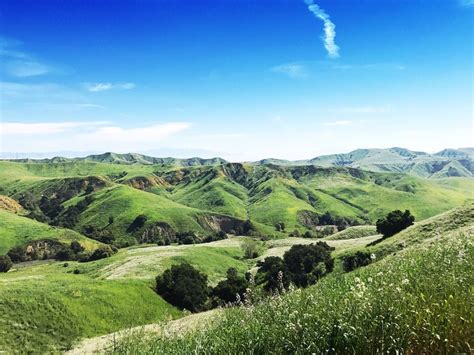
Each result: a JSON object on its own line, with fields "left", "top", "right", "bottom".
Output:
{"left": 4, "top": 147, "right": 472, "bottom": 178}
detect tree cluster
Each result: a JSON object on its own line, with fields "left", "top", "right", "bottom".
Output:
{"left": 376, "top": 210, "right": 415, "bottom": 238}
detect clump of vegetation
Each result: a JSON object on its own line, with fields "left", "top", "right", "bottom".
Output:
{"left": 283, "top": 242, "right": 334, "bottom": 287}
{"left": 0, "top": 255, "right": 13, "bottom": 273}
{"left": 127, "top": 214, "right": 148, "bottom": 233}
{"left": 241, "top": 239, "right": 260, "bottom": 259}
{"left": 114, "top": 232, "right": 473, "bottom": 354}
{"left": 256, "top": 256, "right": 291, "bottom": 292}
{"left": 256, "top": 242, "right": 335, "bottom": 291}
{"left": 342, "top": 251, "right": 374, "bottom": 272}
{"left": 87, "top": 245, "right": 115, "bottom": 261}
{"left": 376, "top": 209, "right": 415, "bottom": 238}
{"left": 211, "top": 268, "right": 249, "bottom": 305}
{"left": 203, "top": 231, "right": 228, "bottom": 243}
{"left": 275, "top": 222, "right": 285, "bottom": 232}
{"left": 156, "top": 263, "right": 209, "bottom": 312}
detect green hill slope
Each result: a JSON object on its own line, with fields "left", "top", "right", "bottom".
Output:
{"left": 0, "top": 264, "right": 180, "bottom": 352}
{"left": 0, "top": 209, "right": 101, "bottom": 254}
{"left": 111, "top": 204, "right": 474, "bottom": 354}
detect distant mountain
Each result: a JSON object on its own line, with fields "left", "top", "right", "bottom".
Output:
{"left": 8, "top": 152, "right": 228, "bottom": 167}
{"left": 2, "top": 147, "right": 473, "bottom": 178}
{"left": 254, "top": 147, "right": 474, "bottom": 178}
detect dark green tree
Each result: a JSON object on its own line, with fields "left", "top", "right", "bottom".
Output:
{"left": 342, "top": 251, "right": 373, "bottom": 272}
{"left": 212, "top": 268, "right": 248, "bottom": 304}
{"left": 156, "top": 263, "right": 209, "bottom": 312}
{"left": 283, "top": 242, "right": 335, "bottom": 287}
{"left": 376, "top": 210, "right": 415, "bottom": 238}
{"left": 256, "top": 256, "right": 291, "bottom": 292}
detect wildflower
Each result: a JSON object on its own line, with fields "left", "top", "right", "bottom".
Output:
{"left": 457, "top": 249, "right": 466, "bottom": 260}
{"left": 354, "top": 277, "right": 361, "bottom": 283}
{"left": 402, "top": 278, "right": 409, "bottom": 285}
{"left": 370, "top": 253, "right": 376, "bottom": 260}
{"left": 367, "top": 277, "right": 373, "bottom": 283}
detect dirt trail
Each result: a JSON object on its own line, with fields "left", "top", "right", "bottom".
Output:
{"left": 66, "top": 309, "right": 221, "bottom": 354}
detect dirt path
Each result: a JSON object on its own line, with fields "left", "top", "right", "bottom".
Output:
{"left": 66, "top": 309, "right": 221, "bottom": 354}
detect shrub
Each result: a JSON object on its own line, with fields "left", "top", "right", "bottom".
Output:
{"left": 275, "top": 223, "right": 285, "bottom": 232}
{"left": 55, "top": 247, "right": 74, "bottom": 261}
{"left": 342, "top": 251, "right": 373, "bottom": 272}
{"left": 376, "top": 210, "right": 415, "bottom": 238}
{"left": 156, "top": 263, "right": 209, "bottom": 312}
{"left": 70, "top": 241, "right": 85, "bottom": 254}
{"left": 241, "top": 239, "right": 259, "bottom": 259}
{"left": 87, "top": 245, "right": 114, "bottom": 261}
{"left": 256, "top": 256, "right": 291, "bottom": 292}
{"left": 0, "top": 255, "right": 13, "bottom": 273}
{"left": 212, "top": 268, "right": 249, "bottom": 305}
{"left": 127, "top": 214, "right": 148, "bottom": 233}
{"left": 283, "top": 242, "right": 335, "bottom": 287}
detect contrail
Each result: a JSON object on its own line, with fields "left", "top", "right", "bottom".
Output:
{"left": 304, "top": 0, "right": 340, "bottom": 58}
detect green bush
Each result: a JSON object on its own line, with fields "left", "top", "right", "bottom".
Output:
{"left": 212, "top": 268, "right": 249, "bottom": 305}
{"left": 283, "top": 242, "right": 334, "bottom": 287}
{"left": 156, "top": 263, "right": 209, "bottom": 312}
{"left": 342, "top": 251, "right": 373, "bottom": 272}
{"left": 376, "top": 210, "right": 415, "bottom": 238}
{"left": 0, "top": 255, "right": 13, "bottom": 273}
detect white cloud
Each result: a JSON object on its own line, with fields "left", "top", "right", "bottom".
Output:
{"left": 271, "top": 64, "right": 308, "bottom": 78}
{"left": 304, "top": 0, "right": 340, "bottom": 58}
{"left": 1, "top": 121, "right": 191, "bottom": 152}
{"left": 460, "top": 0, "right": 474, "bottom": 6}
{"left": 84, "top": 82, "right": 136, "bottom": 92}
{"left": 323, "top": 120, "right": 352, "bottom": 126}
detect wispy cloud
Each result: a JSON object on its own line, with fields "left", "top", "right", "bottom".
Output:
{"left": 323, "top": 120, "right": 352, "bottom": 126}
{"left": 0, "top": 37, "right": 52, "bottom": 77}
{"left": 0, "top": 121, "right": 191, "bottom": 152}
{"left": 0, "top": 121, "right": 109, "bottom": 135}
{"left": 460, "top": 0, "right": 474, "bottom": 6}
{"left": 271, "top": 63, "right": 309, "bottom": 78}
{"left": 304, "top": 0, "right": 340, "bottom": 59}
{"left": 330, "top": 106, "right": 391, "bottom": 114}
{"left": 332, "top": 63, "right": 405, "bottom": 71}
{"left": 84, "top": 82, "right": 136, "bottom": 92}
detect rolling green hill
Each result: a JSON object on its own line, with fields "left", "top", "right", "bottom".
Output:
{"left": 109, "top": 203, "right": 474, "bottom": 354}
{"left": 0, "top": 159, "right": 473, "bottom": 247}
{"left": 0, "top": 209, "right": 102, "bottom": 254}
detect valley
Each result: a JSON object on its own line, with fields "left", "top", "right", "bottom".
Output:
{"left": 0, "top": 150, "right": 472, "bottom": 353}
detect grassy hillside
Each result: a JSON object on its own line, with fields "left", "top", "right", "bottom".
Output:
{"left": 110, "top": 205, "right": 474, "bottom": 354}
{"left": 325, "top": 225, "right": 378, "bottom": 240}
{"left": 0, "top": 209, "right": 102, "bottom": 254}
{"left": 0, "top": 264, "right": 180, "bottom": 352}
{"left": 1, "top": 160, "right": 473, "bottom": 245}
{"left": 73, "top": 238, "right": 249, "bottom": 284}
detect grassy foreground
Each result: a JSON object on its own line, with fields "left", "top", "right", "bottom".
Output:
{"left": 111, "top": 228, "right": 473, "bottom": 353}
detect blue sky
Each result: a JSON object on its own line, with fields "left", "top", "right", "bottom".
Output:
{"left": 0, "top": 0, "right": 472, "bottom": 160}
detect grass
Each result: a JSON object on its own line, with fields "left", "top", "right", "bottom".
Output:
{"left": 0, "top": 262, "right": 181, "bottom": 353}
{"left": 1, "top": 161, "right": 473, "bottom": 239}
{"left": 0, "top": 209, "right": 102, "bottom": 254}
{"left": 110, "top": 218, "right": 473, "bottom": 354}
{"left": 74, "top": 238, "right": 250, "bottom": 285}
{"left": 326, "top": 225, "right": 378, "bottom": 240}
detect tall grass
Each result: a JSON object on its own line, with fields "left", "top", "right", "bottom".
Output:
{"left": 111, "top": 231, "right": 473, "bottom": 354}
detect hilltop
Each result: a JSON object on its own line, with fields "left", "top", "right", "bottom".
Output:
{"left": 3, "top": 147, "right": 473, "bottom": 178}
